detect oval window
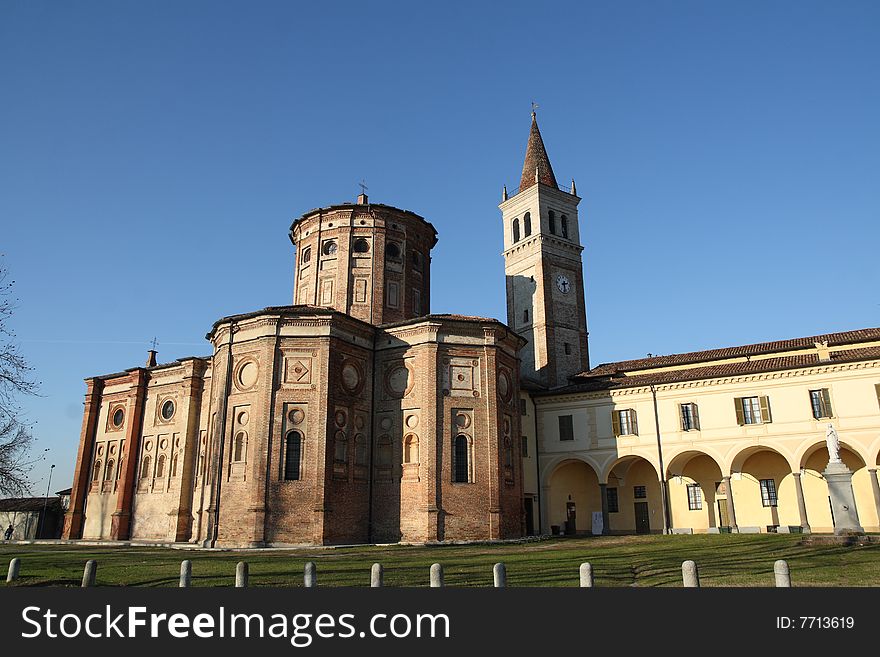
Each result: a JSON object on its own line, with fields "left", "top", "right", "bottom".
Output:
{"left": 161, "top": 400, "right": 175, "bottom": 420}
{"left": 353, "top": 238, "right": 370, "bottom": 253}
{"left": 322, "top": 241, "right": 338, "bottom": 256}
{"left": 112, "top": 408, "right": 125, "bottom": 428}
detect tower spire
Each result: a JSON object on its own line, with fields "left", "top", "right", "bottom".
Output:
{"left": 519, "top": 111, "right": 558, "bottom": 192}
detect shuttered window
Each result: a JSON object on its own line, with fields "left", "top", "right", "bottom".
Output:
{"left": 809, "top": 389, "right": 833, "bottom": 419}
{"left": 612, "top": 409, "right": 638, "bottom": 436}
{"left": 735, "top": 396, "right": 771, "bottom": 425}
{"left": 680, "top": 403, "right": 700, "bottom": 431}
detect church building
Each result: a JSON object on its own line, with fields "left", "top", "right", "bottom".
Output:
{"left": 63, "top": 114, "right": 880, "bottom": 546}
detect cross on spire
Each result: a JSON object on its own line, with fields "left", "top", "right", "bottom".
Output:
{"left": 358, "top": 179, "right": 368, "bottom": 195}
{"left": 531, "top": 101, "right": 539, "bottom": 116}
{"left": 150, "top": 337, "right": 159, "bottom": 350}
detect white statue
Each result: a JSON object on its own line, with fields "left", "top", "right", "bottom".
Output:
{"left": 825, "top": 424, "right": 842, "bottom": 464}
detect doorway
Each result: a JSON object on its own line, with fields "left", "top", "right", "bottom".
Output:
{"left": 634, "top": 502, "right": 650, "bottom": 534}
{"left": 717, "top": 499, "right": 730, "bottom": 528}
{"left": 524, "top": 498, "right": 535, "bottom": 536}
{"left": 565, "top": 501, "right": 577, "bottom": 534}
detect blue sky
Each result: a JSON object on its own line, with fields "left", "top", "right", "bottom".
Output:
{"left": 1, "top": 1, "right": 878, "bottom": 494}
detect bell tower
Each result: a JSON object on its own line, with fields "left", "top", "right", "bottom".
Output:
{"left": 500, "top": 112, "right": 589, "bottom": 388}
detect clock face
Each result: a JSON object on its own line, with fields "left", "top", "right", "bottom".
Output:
{"left": 555, "top": 274, "right": 571, "bottom": 294}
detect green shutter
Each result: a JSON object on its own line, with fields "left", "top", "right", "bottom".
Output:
{"left": 760, "top": 396, "right": 772, "bottom": 423}
{"left": 611, "top": 411, "right": 621, "bottom": 437}
{"left": 679, "top": 404, "right": 687, "bottom": 431}
{"left": 693, "top": 403, "right": 701, "bottom": 431}
{"left": 734, "top": 398, "right": 745, "bottom": 425}
{"left": 631, "top": 409, "right": 639, "bottom": 435}
{"left": 822, "top": 388, "right": 833, "bottom": 418}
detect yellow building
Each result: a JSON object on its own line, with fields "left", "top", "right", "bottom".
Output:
{"left": 507, "top": 115, "right": 880, "bottom": 536}
{"left": 525, "top": 329, "right": 880, "bottom": 535}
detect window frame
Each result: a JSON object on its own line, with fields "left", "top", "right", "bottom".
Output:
{"left": 759, "top": 478, "right": 778, "bottom": 507}
{"left": 558, "top": 415, "right": 574, "bottom": 441}
{"left": 284, "top": 430, "right": 302, "bottom": 481}
{"left": 686, "top": 484, "right": 702, "bottom": 510}
{"left": 606, "top": 487, "right": 619, "bottom": 513}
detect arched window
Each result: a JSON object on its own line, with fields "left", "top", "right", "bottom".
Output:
{"left": 233, "top": 432, "right": 246, "bottom": 462}
{"left": 549, "top": 210, "right": 557, "bottom": 235}
{"left": 504, "top": 438, "right": 513, "bottom": 469}
{"left": 412, "top": 251, "right": 423, "bottom": 270}
{"left": 378, "top": 437, "right": 392, "bottom": 466}
{"left": 353, "top": 238, "right": 370, "bottom": 253}
{"left": 140, "top": 456, "right": 151, "bottom": 479}
{"left": 284, "top": 431, "right": 302, "bottom": 480}
{"left": 404, "top": 434, "right": 420, "bottom": 464}
{"left": 524, "top": 212, "right": 532, "bottom": 237}
{"left": 512, "top": 218, "right": 520, "bottom": 243}
{"left": 156, "top": 454, "right": 166, "bottom": 478}
{"left": 453, "top": 435, "right": 470, "bottom": 483}
{"left": 386, "top": 242, "right": 401, "bottom": 259}
{"left": 171, "top": 453, "right": 178, "bottom": 477}
{"left": 198, "top": 454, "right": 205, "bottom": 478}
{"left": 354, "top": 434, "right": 367, "bottom": 466}
{"left": 301, "top": 247, "right": 311, "bottom": 264}
{"left": 334, "top": 432, "right": 348, "bottom": 463}
{"left": 561, "top": 215, "right": 569, "bottom": 239}
{"left": 104, "top": 459, "right": 114, "bottom": 481}
{"left": 93, "top": 461, "right": 102, "bottom": 482}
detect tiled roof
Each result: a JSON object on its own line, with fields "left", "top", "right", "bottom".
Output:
{"left": 519, "top": 112, "right": 558, "bottom": 192}
{"left": 582, "top": 328, "right": 880, "bottom": 377}
{"left": 540, "top": 334, "right": 880, "bottom": 395}
{"left": 0, "top": 497, "right": 62, "bottom": 513}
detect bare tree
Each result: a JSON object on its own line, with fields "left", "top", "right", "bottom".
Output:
{"left": 0, "top": 260, "right": 40, "bottom": 497}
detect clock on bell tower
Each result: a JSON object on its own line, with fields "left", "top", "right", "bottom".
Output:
{"left": 500, "top": 112, "right": 590, "bottom": 389}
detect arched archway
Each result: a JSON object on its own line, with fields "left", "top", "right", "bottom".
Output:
{"left": 604, "top": 455, "right": 662, "bottom": 534}
{"left": 730, "top": 446, "right": 798, "bottom": 532}
{"left": 666, "top": 450, "right": 724, "bottom": 532}
{"left": 800, "top": 442, "right": 873, "bottom": 533}
{"left": 546, "top": 459, "right": 601, "bottom": 535}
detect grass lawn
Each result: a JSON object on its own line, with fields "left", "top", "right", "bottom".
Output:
{"left": 1, "top": 534, "right": 878, "bottom": 587}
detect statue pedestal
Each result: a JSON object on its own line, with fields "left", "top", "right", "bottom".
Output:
{"left": 824, "top": 462, "right": 864, "bottom": 534}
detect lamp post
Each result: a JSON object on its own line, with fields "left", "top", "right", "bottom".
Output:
{"left": 37, "top": 464, "right": 55, "bottom": 539}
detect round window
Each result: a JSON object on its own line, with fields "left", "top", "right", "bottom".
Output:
{"left": 322, "top": 241, "right": 338, "bottom": 256}
{"left": 386, "top": 242, "right": 401, "bottom": 259}
{"left": 353, "top": 238, "right": 370, "bottom": 253}
{"left": 161, "top": 400, "right": 175, "bottom": 420}
{"left": 112, "top": 408, "right": 125, "bottom": 428}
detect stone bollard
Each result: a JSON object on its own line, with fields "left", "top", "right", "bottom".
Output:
{"left": 682, "top": 560, "right": 700, "bottom": 588}
{"left": 82, "top": 560, "right": 97, "bottom": 587}
{"left": 235, "top": 561, "right": 248, "bottom": 588}
{"left": 774, "top": 559, "right": 791, "bottom": 588}
{"left": 579, "top": 562, "right": 594, "bottom": 587}
{"left": 179, "top": 560, "right": 192, "bottom": 588}
{"left": 303, "top": 561, "right": 317, "bottom": 588}
{"left": 493, "top": 563, "right": 507, "bottom": 588}
{"left": 7, "top": 558, "right": 21, "bottom": 583}
{"left": 430, "top": 563, "right": 443, "bottom": 587}
{"left": 370, "top": 563, "right": 383, "bottom": 588}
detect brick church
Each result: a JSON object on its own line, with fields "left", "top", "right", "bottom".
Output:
{"left": 63, "top": 113, "right": 880, "bottom": 545}
{"left": 62, "top": 116, "right": 559, "bottom": 547}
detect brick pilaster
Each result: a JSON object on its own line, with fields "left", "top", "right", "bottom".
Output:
{"left": 63, "top": 378, "right": 104, "bottom": 539}
{"left": 110, "top": 368, "right": 149, "bottom": 540}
